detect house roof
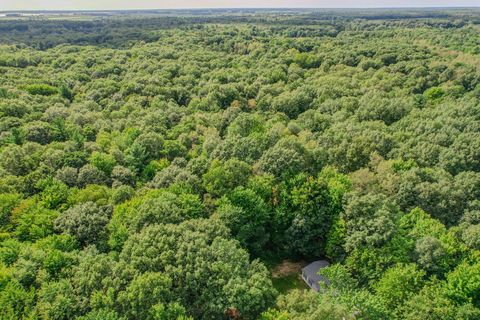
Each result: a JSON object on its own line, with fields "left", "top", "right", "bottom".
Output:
{"left": 301, "top": 260, "right": 330, "bottom": 292}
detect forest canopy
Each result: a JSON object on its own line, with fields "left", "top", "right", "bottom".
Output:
{"left": 1, "top": 8, "right": 480, "bottom": 320}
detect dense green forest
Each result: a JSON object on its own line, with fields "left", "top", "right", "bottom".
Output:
{"left": 1, "top": 8, "right": 480, "bottom": 319}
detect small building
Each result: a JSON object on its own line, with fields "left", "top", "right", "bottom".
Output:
{"left": 301, "top": 260, "right": 330, "bottom": 292}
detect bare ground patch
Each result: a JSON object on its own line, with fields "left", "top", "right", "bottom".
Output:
{"left": 271, "top": 260, "right": 307, "bottom": 278}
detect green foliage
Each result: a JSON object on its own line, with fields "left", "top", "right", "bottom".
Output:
{"left": 54, "top": 201, "right": 111, "bottom": 246}
{"left": 119, "top": 219, "right": 276, "bottom": 319}
{"left": 401, "top": 281, "right": 480, "bottom": 320}
{"left": 325, "top": 217, "right": 347, "bottom": 260}
{"left": 265, "top": 289, "right": 354, "bottom": 320}
{"left": 68, "top": 184, "right": 111, "bottom": 206}
{"left": 35, "top": 279, "right": 78, "bottom": 319}
{"left": 111, "top": 166, "right": 135, "bottom": 187}
{"left": 1, "top": 10, "right": 480, "bottom": 320}
{"left": 0, "top": 193, "right": 22, "bottom": 230}
{"left": 258, "top": 137, "right": 309, "bottom": 180}
{"left": 59, "top": 84, "right": 74, "bottom": 101}
{"left": 116, "top": 272, "right": 174, "bottom": 319}
{"left": 25, "top": 84, "right": 58, "bottom": 96}
{"left": 90, "top": 152, "right": 117, "bottom": 176}
{"left": 343, "top": 193, "right": 400, "bottom": 252}
{"left": 285, "top": 174, "right": 344, "bottom": 256}
{"left": 446, "top": 259, "right": 480, "bottom": 308}
{"left": 108, "top": 189, "right": 206, "bottom": 250}
{"left": 293, "top": 52, "right": 322, "bottom": 69}
{"left": 11, "top": 199, "right": 58, "bottom": 241}
{"left": 215, "top": 187, "right": 270, "bottom": 255}
{"left": 0, "top": 279, "right": 35, "bottom": 319}
{"left": 142, "top": 159, "right": 170, "bottom": 181}
{"left": 37, "top": 178, "right": 70, "bottom": 210}
{"left": 77, "top": 164, "right": 109, "bottom": 187}
{"left": 0, "top": 145, "right": 34, "bottom": 176}
{"left": 424, "top": 86, "right": 445, "bottom": 100}
{"left": 374, "top": 263, "right": 426, "bottom": 313}
{"left": 77, "top": 309, "right": 127, "bottom": 320}
{"left": 0, "top": 238, "right": 22, "bottom": 266}
{"left": 203, "top": 158, "right": 251, "bottom": 197}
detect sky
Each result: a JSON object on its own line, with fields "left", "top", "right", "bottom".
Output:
{"left": 1, "top": 0, "right": 479, "bottom": 11}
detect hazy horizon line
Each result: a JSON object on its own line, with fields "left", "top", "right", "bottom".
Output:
{"left": 2, "top": 6, "right": 480, "bottom": 12}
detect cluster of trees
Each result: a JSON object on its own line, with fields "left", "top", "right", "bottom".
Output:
{"left": 1, "top": 9, "right": 480, "bottom": 320}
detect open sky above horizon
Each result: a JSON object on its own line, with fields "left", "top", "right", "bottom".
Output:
{"left": 2, "top": 0, "right": 479, "bottom": 11}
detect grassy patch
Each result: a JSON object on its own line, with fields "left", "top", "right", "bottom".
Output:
{"left": 264, "top": 258, "right": 309, "bottom": 294}
{"left": 272, "top": 273, "right": 308, "bottom": 294}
